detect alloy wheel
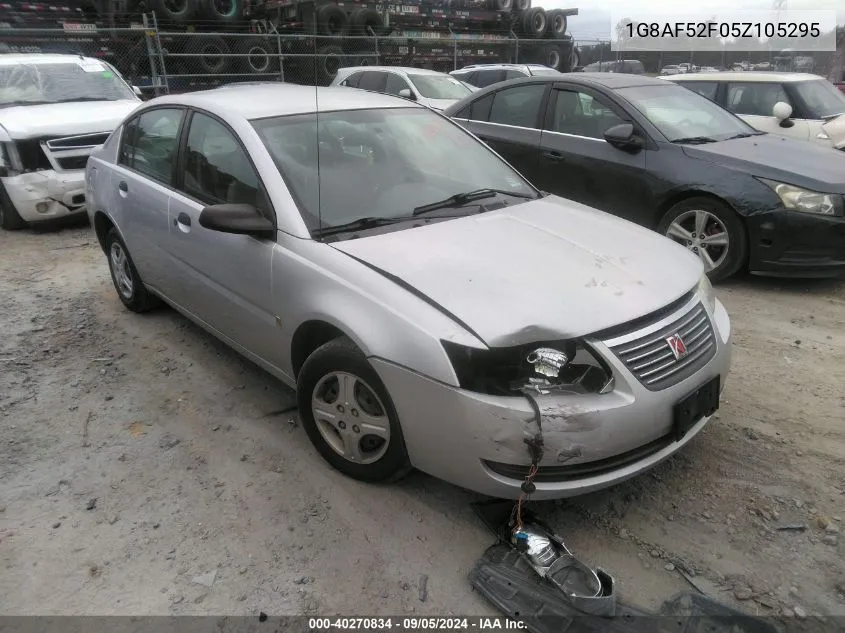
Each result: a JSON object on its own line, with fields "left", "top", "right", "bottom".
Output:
{"left": 311, "top": 371, "right": 390, "bottom": 465}
{"left": 109, "top": 242, "right": 134, "bottom": 299}
{"left": 665, "top": 209, "right": 729, "bottom": 273}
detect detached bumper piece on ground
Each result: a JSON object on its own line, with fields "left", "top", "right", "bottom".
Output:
{"left": 470, "top": 501, "right": 779, "bottom": 633}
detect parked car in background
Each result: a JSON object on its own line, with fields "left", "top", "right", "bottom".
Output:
{"left": 0, "top": 53, "right": 142, "bottom": 230}
{"left": 697, "top": 67, "right": 720, "bottom": 74}
{"left": 582, "top": 60, "right": 645, "bottom": 74}
{"left": 450, "top": 63, "right": 561, "bottom": 89}
{"left": 659, "top": 65, "right": 683, "bottom": 76}
{"left": 86, "top": 83, "right": 732, "bottom": 500}
{"left": 664, "top": 72, "right": 845, "bottom": 150}
{"left": 331, "top": 66, "right": 472, "bottom": 111}
{"left": 444, "top": 73, "right": 845, "bottom": 281}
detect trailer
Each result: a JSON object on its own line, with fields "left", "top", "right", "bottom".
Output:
{"left": 0, "top": 0, "right": 580, "bottom": 92}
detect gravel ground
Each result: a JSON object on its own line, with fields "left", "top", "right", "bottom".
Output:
{"left": 1, "top": 220, "right": 844, "bottom": 619}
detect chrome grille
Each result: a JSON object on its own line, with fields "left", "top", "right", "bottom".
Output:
{"left": 604, "top": 301, "right": 716, "bottom": 391}
{"left": 41, "top": 132, "right": 109, "bottom": 173}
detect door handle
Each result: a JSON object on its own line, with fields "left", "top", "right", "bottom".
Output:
{"left": 543, "top": 150, "right": 564, "bottom": 161}
{"left": 174, "top": 212, "right": 191, "bottom": 227}
{"left": 118, "top": 181, "right": 128, "bottom": 192}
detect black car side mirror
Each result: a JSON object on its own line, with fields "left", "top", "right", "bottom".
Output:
{"left": 604, "top": 123, "right": 644, "bottom": 151}
{"left": 199, "top": 203, "right": 275, "bottom": 238}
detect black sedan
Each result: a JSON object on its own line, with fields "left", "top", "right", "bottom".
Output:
{"left": 443, "top": 73, "right": 845, "bottom": 281}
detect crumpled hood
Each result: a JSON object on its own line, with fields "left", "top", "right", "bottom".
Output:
{"left": 0, "top": 100, "right": 140, "bottom": 139}
{"left": 822, "top": 113, "right": 845, "bottom": 150}
{"left": 682, "top": 133, "right": 845, "bottom": 193}
{"left": 332, "top": 196, "right": 702, "bottom": 347}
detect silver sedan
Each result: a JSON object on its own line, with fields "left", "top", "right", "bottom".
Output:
{"left": 85, "top": 84, "right": 732, "bottom": 500}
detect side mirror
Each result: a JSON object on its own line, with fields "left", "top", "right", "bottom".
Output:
{"left": 132, "top": 85, "right": 143, "bottom": 97}
{"left": 603, "top": 123, "right": 644, "bottom": 151}
{"left": 398, "top": 88, "right": 416, "bottom": 100}
{"left": 772, "top": 101, "right": 794, "bottom": 128}
{"left": 198, "top": 203, "right": 275, "bottom": 237}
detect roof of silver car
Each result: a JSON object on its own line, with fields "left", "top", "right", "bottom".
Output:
{"left": 0, "top": 53, "right": 104, "bottom": 66}
{"left": 146, "top": 83, "right": 421, "bottom": 119}
{"left": 335, "top": 65, "right": 448, "bottom": 76}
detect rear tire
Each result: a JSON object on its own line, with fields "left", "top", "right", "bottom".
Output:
{"left": 235, "top": 38, "right": 279, "bottom": 74}
{"left": 104, "top": 227, "right": 160, "bottom": 312}
{"left": 657, "top": 197, "right": 747, "bottom": 282}
{"left": 297, "top": 337, "right": 412, "bottom": 483}
{"left": 0, "top": 184, "right": 26, "bottom": 231}
{"left": 184, "top": 35, "right": 232, "bottom": 75}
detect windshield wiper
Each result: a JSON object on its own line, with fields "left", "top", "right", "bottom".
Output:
{"left": 412, "top": 188, "right": 535, "bottom": 216}
{"left": 725, "top": 132, "right": 762, "bottom": 140}
{"left": 0, "top": 100, "right": 54, "bottom": 109}
{"left": 672, "top": 136, "right": 718, "bottom": 145}
{"left": 50, "top": 97, "right": 121, "bottom": 103}
{"left": 312, "top": 215, "right": 409, "bottom": 238}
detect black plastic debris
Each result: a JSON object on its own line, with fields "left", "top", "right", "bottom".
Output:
{"left": 470, "top": 500, "right": 782, "bottom": 633}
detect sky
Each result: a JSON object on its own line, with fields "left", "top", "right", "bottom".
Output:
{"left": 535, "top": 0, "right": 845, "bottom": 41}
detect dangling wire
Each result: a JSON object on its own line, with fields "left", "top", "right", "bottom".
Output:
{"left": 512, "top": 390, "right": 544, "bottom": 535}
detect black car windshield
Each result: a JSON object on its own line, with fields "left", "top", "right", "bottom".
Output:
{"left": 617, "top": 83, "right": 757, "bottom": 142}
{"left": 408, "top": 74, "right": 472, "bottom": 100}
{"left": 0, "top": 60, "right": 136, "bottom": 106}
{"left": 793, "top": 79, "right": 845, "bottom": 119}
{"left": 252, "top": 108, "right": 537, "bottom": 233}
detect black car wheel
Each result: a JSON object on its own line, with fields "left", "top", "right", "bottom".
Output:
{"left": 0, "top": 185, "right": 26, "bottom": 231}
{"left": 297, "top": 337, "right": 411, "bottom": 483}
{"left": 658, "top": 197, "right": 747, "bottom": 282}
{"left": 105, "top": 228, "right": 160, "bottom": 312}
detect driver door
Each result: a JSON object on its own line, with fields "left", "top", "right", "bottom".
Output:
{"left": 165, "top": 109, "right": 280, "bottom": 359}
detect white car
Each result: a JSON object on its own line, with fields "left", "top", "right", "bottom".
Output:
{"left": 0, "top": 53, "right": 142, "bottom": 230}
{"left": 331, "top": 66, "right": 473, "bottom": 111}
{"left": 664, "top": 72, "right": 845, "bottom": 150}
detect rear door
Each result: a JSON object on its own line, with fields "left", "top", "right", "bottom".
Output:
{"left": 166, "top": 109, "right": 279, "bottom": 358}
{"left": 453, "top": 81, "right": 548, "bottom": 178}
{"left": 112, "top": 106, "right": 186, "bottom": 293}
{"left": 535, "top": 84, "right": 651, "bottom": 224}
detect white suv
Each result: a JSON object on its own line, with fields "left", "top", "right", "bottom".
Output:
{"left": 0, "top": 54, "right": 142, "bottom": 230}
{"left": 449, "top": 64, "right": 561, "bottom": 89}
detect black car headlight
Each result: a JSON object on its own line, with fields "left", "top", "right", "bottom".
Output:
{"left": 758, "top": 178, "right": 843, "bottom": 216}
{"left": 441, "top": 339, "right": 614, "bottom": 396}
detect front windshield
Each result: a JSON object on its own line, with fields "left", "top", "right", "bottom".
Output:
{"left": 617, "top": 83, "right": 756, "bottom": 142}
{"left": 408, "top": 74, "right": 471, "bottom": 100}
{"left": 793, "top": 79, "right": 845, "bottom": 119}
{"left": 252, "top": 107, "right": 536, "bottom": 232}
{"left": 0, "top": 60, "right": 136, "bottom": 107}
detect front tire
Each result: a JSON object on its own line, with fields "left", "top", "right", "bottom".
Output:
{"left": 297, "top": 337, "right": 411, "bottom": 483}
{"left": 0, "top": 185, "right": 26, "bottom": 230}
{"left": 657, "top": 197, "right": 746, "bottom": 282}
{"left": 105, "top": 227, "right": 160, "bottom": 312}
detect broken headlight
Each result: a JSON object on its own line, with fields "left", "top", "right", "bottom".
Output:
{"left": 441, "top": 339, "right": 614, "bottom": 396}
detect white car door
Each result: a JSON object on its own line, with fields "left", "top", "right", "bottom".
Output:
{"left": 725, "top": 81, "right": 810, "bottom": 141}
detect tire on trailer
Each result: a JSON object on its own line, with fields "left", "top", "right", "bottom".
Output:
{"left": 540, "top": 43, "right": 563, "bottom": 71}
{"left": 569, "top": 45, "right": 580, "bottom": 70}
{"left": 301, "top": 44, "right": 346, "bottom": 85}
{"left": 489, "top": 0, "right": 512, "bottom": 10}
{"left": 545, "top": 9, "right": 567, "bottom": 37}
{"left": 197, "top": 0, "right": 243, "bottom": 24}
{"left": 349, "top": 8, "right": 382, "bottom": 36}
{"left": 521, "top": 7, "right": 546, "bottom": 38}
{"left": 148, "top": 0, "right": 197, "bottom": 23}
{"left": 184, "top": 35, "right": 232, "bottom": 75}
{"left": 515, "top": 0, "right": 530, "bottom": 10}
{"left": 656, "top": 196, "right": 747, "bottom": 282}
{"left": 235, "top": 37, "right": 279, "bottom": 74}
{"left": 315, "top": 4, "right": 349, "bottom": 36}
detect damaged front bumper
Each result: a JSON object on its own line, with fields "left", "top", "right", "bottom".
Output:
{"left": 372, "top": 294, "right": 732, "bottom": 500}
{"left": 1, "top": 170, "right": 87, "bottom": 223}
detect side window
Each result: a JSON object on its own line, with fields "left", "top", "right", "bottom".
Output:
{"left": 475, "top": 70, "right": 505, "bottom": 87}
{"left": 357, "top": 71, "right": 387, "bottom": 92}
{"left": 549, "top": 89, "right": 626, "bottom": 139}
{"left": 342, "top": 72, "right": 363, "bottom": 88}
{"left": 181, "top": 112, "right": 266, "bottom": 212}
{"left": 385, "top": 73, "right": 410, "bottom": 96}
{"left": 504, "top": 69, "right": 525, "bottom": 80}
{"left": 726, "top": 82, "right": 790, "bottom": 117}
{"left": 469, "top": 93, "right": 494, "bottom": 121}
{"left": 121, "top": 108, "right": 183, "bottom": 183}
{"left": 488, "top": 83, "right": 546, "bottom": 128}
{"left": 678, "top": 81, "right": 718, "bottom": 102}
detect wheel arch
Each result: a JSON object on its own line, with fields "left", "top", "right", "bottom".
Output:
{"left": 290, "top": 319, "right": 354, "bottom": 380}
{"left": 93, "top": 210, "right": 116, "bottom": 253}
